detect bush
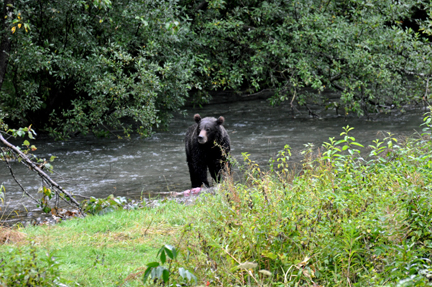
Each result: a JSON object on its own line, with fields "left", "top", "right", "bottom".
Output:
{"left": 186, "top": 113, "right": 432, "bottom": 286}
{"left": 0, "top": 244, "right": 64, "bottom": 286}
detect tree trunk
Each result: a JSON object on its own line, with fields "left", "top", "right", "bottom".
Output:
{"left": 0, "top": 0, "right": 14, "bottom": 90}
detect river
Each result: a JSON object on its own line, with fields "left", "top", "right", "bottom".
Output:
{"left": 0, "top": 97, "right": 426, "bottom": 223}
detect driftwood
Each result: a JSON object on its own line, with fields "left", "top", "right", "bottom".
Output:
{"left": 0, "top": 132, "right": 82, "bottom": 212}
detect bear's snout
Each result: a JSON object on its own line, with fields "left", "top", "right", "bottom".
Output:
{"left": 198, "top": 131, "right": 207, "bottom": 144}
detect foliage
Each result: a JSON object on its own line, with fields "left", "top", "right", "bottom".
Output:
{"left": 143, "top": 244, "right": 197, "bottom": 286}
{"left": 0, "top": 184, "right": 4, "bottom": 205}
{"left": 0, "top": 244, "right": 64, "bottom": 286}
{"left": 2, "top": 111, "right": 432, "bottom": 285}
{"left": 185, "top": 110, "right": 432, "bottom": 285}
{"left": 184, "top": 0, "right": 432, "bottom": 115}
{"left": 1, "top": 1, "right": 432, "bottom": 137}
{"left": 1, "top": 0, "right": 195, "bottom": 139}
{"left": 81, "top": 194, "right": 130, "bottom": 215}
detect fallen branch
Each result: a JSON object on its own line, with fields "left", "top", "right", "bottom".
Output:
{"left": 1, "top": 148, "right": 39, "bottom": 204}
{"left": 0, "top": 132, "right": 82, "bottom": 211}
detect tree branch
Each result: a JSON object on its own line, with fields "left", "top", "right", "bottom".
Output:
{"left": 402, "top": 69, "right": 431, "bottom": 77}
{"left": 0, "top": 133, "right": 83, "bottom": 211}
{"left": 1, "top": 148, "right": 39, "bottom": 204}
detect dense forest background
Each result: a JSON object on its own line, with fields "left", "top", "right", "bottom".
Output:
{"left": 0, "top": 0, "right": 431, "bottom": 139}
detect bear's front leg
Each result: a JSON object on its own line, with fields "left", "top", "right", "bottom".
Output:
{"left": 187, "top": 161, "right": 209, "bottom": 188}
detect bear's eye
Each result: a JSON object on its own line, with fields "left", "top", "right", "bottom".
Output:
{"left": 206, "top": 128, "right": 210, "bottom": 132}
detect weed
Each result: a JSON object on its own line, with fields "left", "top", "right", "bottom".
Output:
{"left": 142, "top": 244, "right": 197, "bottom": 286}
{"left": 0, "top": 243, "right": 65, "bottom": 286}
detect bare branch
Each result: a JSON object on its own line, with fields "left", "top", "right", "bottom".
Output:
{"left": 402, "top": 69, "right": 431, "bottom": 77}
{"left": 1, "top": 148, "right": 39, "bottom": 204}
{"left": 0, "top": 133, "right": 82, "bottom": 210}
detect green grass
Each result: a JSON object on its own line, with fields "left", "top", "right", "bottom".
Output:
{"left": 1, "top": 200, "right": 194, "bottom": 286}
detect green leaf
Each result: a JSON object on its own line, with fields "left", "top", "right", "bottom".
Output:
{"left": 262, "top": 251, "right": 278, "bottom": 260}
{"left": 146, "top": 262, "right": 159, "bottom": 268}
{"left": 142, "top": 267, "right": 152, "bottom": 283}
{"left": 159, "top": 250, "right": 166, "bottom": 264}
{"left": 153, "top": 266, "right": 165, "bottom": 280}
{"left": 164, "top": 245, "right": 176, "bottom": 259}
{"left": 162, "top": 269, "right": 169, "bottom": 282}
{"left": 185, "top": 269, "right": 197, "bottom": 282}
{"left": 179, "top": 267, "right": 186, "bottom": 278}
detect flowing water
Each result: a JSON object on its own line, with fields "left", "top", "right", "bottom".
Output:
{"left": 0, "top": 97, "right": 426, "bottom": 222}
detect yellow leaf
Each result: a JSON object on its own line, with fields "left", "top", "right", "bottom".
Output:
{"left": 11, "top": 26, "right": 16, "bottom": 33}
{"left": 18, "top": 23, "right": 22, "bottom": 29}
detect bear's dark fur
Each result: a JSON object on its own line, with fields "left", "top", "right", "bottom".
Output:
{"left": 185, "top": 114, "right": 231, "bottom": 188}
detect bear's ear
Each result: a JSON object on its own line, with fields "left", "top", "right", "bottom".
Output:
{"left": 194, "top": 114, "right": 201, "bottom": 123}
{"left": 216, "top": 116, "right": 225, "bottom": 125}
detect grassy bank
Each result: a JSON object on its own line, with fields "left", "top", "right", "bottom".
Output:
{"left": 2, "top": 116, "right": 432, "bottom": 286}
{"left": 0, "top": 201, "right": 193, "bottom": 286}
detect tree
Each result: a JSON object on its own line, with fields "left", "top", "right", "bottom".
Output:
{"left": 0, "top": 0, "right": 195, "bottom": 139}
{"left": 1, "top": 0, "right": 432, "bottom": 139}
{"left": 183, "top": 0, "right": 432, "bottom": 116}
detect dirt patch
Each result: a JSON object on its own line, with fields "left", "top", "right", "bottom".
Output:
{"left": 0, "top": 227, "right": 26, "bottom": 244}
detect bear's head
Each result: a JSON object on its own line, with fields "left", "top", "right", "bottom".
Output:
{"left": 194, "top": 114, "right": 224, "bottom": 145}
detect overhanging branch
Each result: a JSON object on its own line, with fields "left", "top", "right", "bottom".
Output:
{"left": 0, "top": 132, "right": 83, "bottom": 211}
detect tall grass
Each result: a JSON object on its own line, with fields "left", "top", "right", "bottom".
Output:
{"left": 185, "top": 118, "right": 432, "bottom": 286}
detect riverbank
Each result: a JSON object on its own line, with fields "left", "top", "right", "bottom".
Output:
{"left": 1, "top": 115, "right": 432, "bottom": 286}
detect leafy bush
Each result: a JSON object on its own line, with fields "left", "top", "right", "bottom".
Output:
{"left": 81, "top": 194, "right": 129, "bottom": 215}
{"left": 185, "top": 111, "right": 432, "bottom": 286}
{"left": 143, "top": 244, "right": 197, "bottom": 286}
{"left": 0, "top": 244, "right": 64, "bottom": 286}
{"left": 184, "top": 0, "right": 432, "bottom": 116}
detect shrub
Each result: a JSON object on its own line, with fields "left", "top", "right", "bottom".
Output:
{"left": 0, "top": 244, "right": 64, "bottom": 286}
{"left": 186, "top": 113, "right": 432, "bottom": 286}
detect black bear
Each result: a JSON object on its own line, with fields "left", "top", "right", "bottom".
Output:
{"left": 185, "top": 114, "right": 231, "bottom": 188}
